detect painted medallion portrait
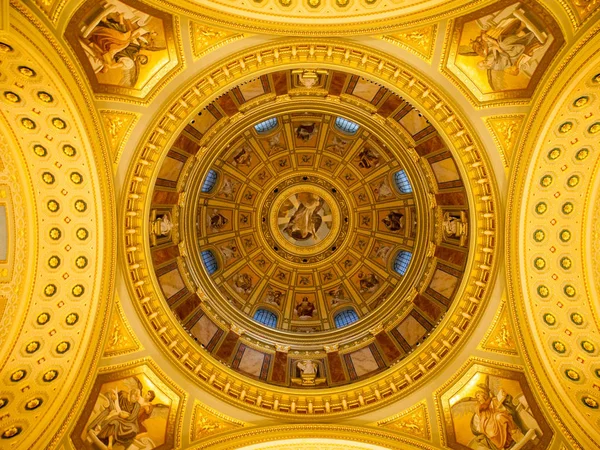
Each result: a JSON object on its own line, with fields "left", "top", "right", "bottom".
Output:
{"left": 71, "top": 363, "right": 183, "bottom": 450}
{"left": 443, "top": 0, "right": 563, "bottom": 105}
{"left": 277, "top": 192, "right": 332, "bottom": 246}
{"left": 66, "top": 0, "right": 181, "bottom": 99}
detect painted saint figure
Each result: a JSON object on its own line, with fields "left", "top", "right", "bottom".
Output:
{"left": 282, "top": 193, "right": 326, "bottom": 242}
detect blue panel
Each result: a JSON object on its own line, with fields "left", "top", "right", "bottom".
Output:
{"left": 394, "top": 170, "right": 413, "bottom": 194}
{"left": 334, "top": 309, "right": 359, "bottom": 328}
{"left": 201, "top": 169, "right": 218, "bottom": 193}
{"left": 201, "top": 250, "right": 218, "bottom": 275}
{"left": 335, "top": 116, "right": 360, "bottom": 135}
{"left": 394, "top": 251, "right": 412, "bottom": 275}
{"left": 254, "top": 117, "right": 278, "bottom": 133}
{"left": 253, "top": 309, "right": 278, "bottom": 328}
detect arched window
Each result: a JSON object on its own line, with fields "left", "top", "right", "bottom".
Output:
{"left": 334, "top": 116, "right": 360, "bottom": 135}
{"left": 253, "top": 309, "right": 278, "bottom": 328}
{"left": 254, "top": 117, "right": 278, "bottom": 133}
{"left": 201, "top": 169, "right": 218, "bottom": 193}
{"left": 201, "top": 250, "right": 218, "bottom": 275}
{"left": 394, "top": 170, "right": 413, "bottom": 194}
{"left": 334, "top": 309, "right": 359, "bottom": 328}
{"left": 394, "top": 251, "right": 413, "bottom": 275}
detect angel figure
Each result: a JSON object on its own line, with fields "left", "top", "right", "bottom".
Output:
{"left": 232, "top": 273, "right": 253, "bottom": 295}
{"left": 217, "top": 177, "right": 238, "bottom": 199}
{"left": 267, "top": 132, "right": 286, "bottom": 153}
{"left": 372, "top": 180, "right": 394, "bottom": 201}
{"left": 356, "top": 147, "right": 380, "bottom": 169}
{"left": 326, "top": 135, "right": 349, "bottom": 155}
{"left": 374, "top": 244, "right": 393, "bottom": 262}
{"left": 86, "top": 377, "right": 169, "bottom": 450}
{"left": 451, "top": 374, "right": 542, "bottom": 450}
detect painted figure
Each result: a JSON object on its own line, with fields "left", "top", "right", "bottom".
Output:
{"left": 281, "top": 193, "right": 326, "bottom": 242}
{"left": 382, "top": 211, "right": 405, "bottom": 232}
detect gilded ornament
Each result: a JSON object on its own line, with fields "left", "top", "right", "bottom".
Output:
{"left": 583, "top": 396, "right": 599, "bottom": 408}
{"left": 0, "top": 398, "right": 7, "bottom": 409}
{"left": 307, "top": 0, "right": 321, "bottom": 7}
{"left": 4, "top": 91, "right": 20, "bottom": 103}
{"left": 56, "top": 341, "right": 70, "bottom": 354}
{"left": 562, "top": 202, "right": 574, "bottom": 214}
{"left": 540, "top": 175, "right": 552, "bottom": 187}
{"left": 588, "top": 122, "right": 600, "bottom": 134}
{"left": 65, "top": 312, "right": 79, "bottom": 325}
{"left": 37, "top": 91, "right": 53, "bottom": 103}
{"left": 0, "top": 42, "right": 13, "bottom": 53}
{"left": 10, "top": 370, "right": 26, "bottom": 382}
{"left": 25, "top": 398, "right": 42, "bottom": 410}
{"left": 18, "top": 66, "right": 35, "bottom": 77}
{"left": 571, "top": 313, "right": 583, "bottom": 325}
{"left": 52, "top": 118, "right": 66, "bottom": 130}
{"left": 49, "top": 227, "right": 61, "bottom": 240}
{"left": 547, "top": 148, "right": 561, "bottom": 160}
{"left": 573, "top": 96, "right": 589, "bottom": 107}
{"left": 42, "top": 370, "right": 58, "bottom": 382}
{"left": 565, "top": 369, "right": 580, "bottom": 381}
{"left": 336, "top": 0, "right": 349, "bottom": 5}
{"left": 48, "top": 255, "right": 61, "bottom": 269}
{"left": 33, "top": 144, "right": 47, "bottom": 157}
{"left": 533, "top": 229, "right": 545, "bottom": 242}
{"left": 593, "top": 73, "right": 600, "bottom": 84}
{"left": 37, "top": 312, "right": 50, "bottom": 325}
{"left": 47, "top": 199, "right": 59, "bottom": 212}
{"left": 280, "top": 0, "right": 292, "bottom": 5}
{"left": 595, "top": 369, "right": 600, "bottom": 378}
{"left": 44, "top": 284, "right": 57, "bottom": 296}
{"left": 21, "top": 118, "right": 36, "bottom": 130}
{"left": 76, "top": 228, "right": 89, "bottom": 240}
{"left": 26, "top": 341, "right": 40, "bottom": 353}
{"left": 62, "top": 144, "right": 76, "bottom": 157}
{"left": 559, "top": 230, "right": 571, "bottom": 242}
{"left": 42, "top": 172, "right": 55, "bottom": 184}
{"left": 74, "top": 199, "right": 87, "bottom": 212}
{"left": 537, "top": 285, "right": 549, "bottom": 298}
{"left": 567, "top": 175, "right": 580, "bottom": 187}
{"left": 552, "top": 341, "right": 566, "bottom": 353}
{"left": 582, "top": 341, "right": 595, "bottom": 353}
{"left": 543, "top": 313, "right": 556, "bottom": 325}
{"left": 70, "top": 172, "right": 83, "bottom": 184}
{"left": 560, "top": 257, "right": 573, "bottom": 270}
{"left": 1, "top": 426, "right": 21, "bottom": 439}
{"left": 533, "top": 257, "right": 546, "bottom": 270}
{"left": 564, "top": 285, "right": 576, "bottom": 297}
{"left": 75, "top": 256, "right": 88, "bottom": 269}
{"left": 72, "top": 284, "right": 84, "bottom": 297}
{"left": 576, "top": 148, "right": 589, "bottom": 160}
{"left": 559, "top": 122, "right": 573, "bottom": 133}
{"left": 535, "top": 202, "right": 547, "bottom": 214}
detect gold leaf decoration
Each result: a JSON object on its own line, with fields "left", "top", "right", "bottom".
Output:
{"left": 479, "top": 299, "right": 518, "bottom": 355}
{"left": 191, "top": 22, "right": 246, "bottom": 59}
{"left": 375, "top": 400, "right": 431, "bottom": 440}
{"left": 381, "top": 25, "right": 438, "bottom": 63}
{"left": 190, "top": 400, "right": 247, "bottom": 442}
{"left": 99, "top": 110, "right": 139, "bottom": 165}
{"left": 484, "top": 115, "right": 526, "bottom": 168}
{"left": 103, "top": 297, "right": 142, "bottom": 358}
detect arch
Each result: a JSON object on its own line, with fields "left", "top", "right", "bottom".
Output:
{"left": 253, "top": 308, "right": 278, "bottom": 328}
{"left": 334, "top": 308, "right": 359, "bottom": 328}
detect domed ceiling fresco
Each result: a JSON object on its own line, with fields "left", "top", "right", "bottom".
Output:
{"left": 1, "top": 0, "right": 600, "bottom": 449}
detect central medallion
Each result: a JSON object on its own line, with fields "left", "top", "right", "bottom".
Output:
{"left": 261, "top": 176, "right": 349, "bottom": 263}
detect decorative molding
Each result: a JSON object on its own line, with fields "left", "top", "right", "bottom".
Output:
{"left": 478, "top": 298, "right": 519, "bottom": 356}
{"left": 376, "top": 400, "right": 431, "bottom": 441}
{"left": 190, "top": 399, "right": 247, "bottom": 443}
{"left": 190, "top": 21, "right": 246, "bottom": 59}
{"left": 484, "top": 114, "right": 526, "bottom": 169}
{"left": 98, "top": 110, "right": 140, "bottom": 166}
{"left": 380, "top": 25, "right": 438, "bottom": 64}
{"left": 102, "top": 297, "right": 143, "bottom": 358}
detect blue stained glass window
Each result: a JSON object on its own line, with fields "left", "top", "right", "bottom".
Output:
{"left": 335, "top": 116, "right": 360, "bottom": 135}
{"left": 201, "top": 250, "right": 218, "bottom": 275}
{"left": 334, "top": 309, "right": 359, "bottom": 328}
{"left": 394, "top": 251, "right": 413, "bottom": 275}
{"left": 201, "top": 169, "right": 218, "bottom": 193}
{"left": 254, "top": 117, "right": 278, "bottom": 133}
{"left": 253, "top": 309, "right": 278, "bottom": 328}
{"left": 394, "top": 170, "right": 413, "bottom": 194}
